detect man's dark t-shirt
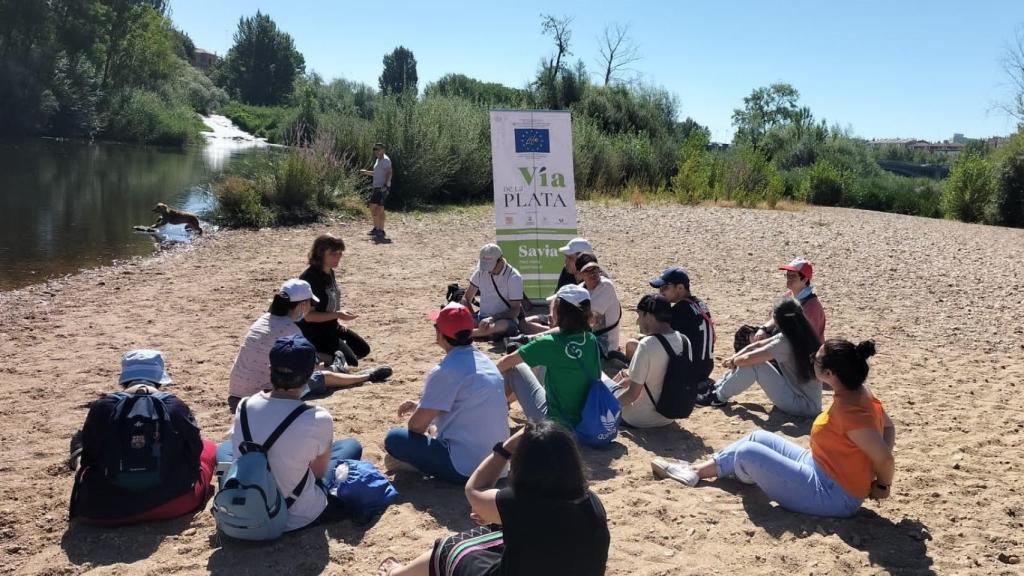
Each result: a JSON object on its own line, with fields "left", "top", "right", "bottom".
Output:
{"left": 297, "top": 265, "right": 340, "bottom": 355}
{"left": 495, "top": 487, "right": 609, "bottom": 576}
{"left": 670, "top": 297, "right": 715, "bottom": 379}
{"left": 73, "top": 391, "right": 202, "bottom": 519}
{"left": 556, "top": 267, "right": 576, "bottom": 290}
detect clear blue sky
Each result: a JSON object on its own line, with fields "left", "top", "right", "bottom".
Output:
{"left": 171, "top": 0, "right": 1023, "bottom": 142}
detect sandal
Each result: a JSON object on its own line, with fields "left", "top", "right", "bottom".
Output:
{"left": 651, "top": 457, "right": 699, "bottom": 487}
{"left": 378, "top": 557, "right": 402, "bottom": 576}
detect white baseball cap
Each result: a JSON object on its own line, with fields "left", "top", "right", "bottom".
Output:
{"left": 280, "top": 279, "right": 319, "bottom": 303}
{"left": 558, "top": 238, "right": 594, "bottom": 255}
{"left": 479, "top": 243, "right": 503, "bottom": 273}
{"left": 546, "top": 283, "right": 591, "bottom": 308}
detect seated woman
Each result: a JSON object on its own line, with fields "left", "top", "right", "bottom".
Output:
{"left": 69, "top": 350, "right": 217, "bottom": 526}
{"left": 298, "top": 234, "right": 371, "bottom": 368}
{"left": 653, "top": 339, "right": 895, "bottom": 518}
{"left": 227, "top": 278, "right": 391, "bottom": 412}
{"left": 697, "top": 297, "right": 822, "bottom": 416}
{"left": 497, "top": 284, "right": 600, "bottom": 429}
{"left": 379, "top": 420, "right": 610, "bottom": 576}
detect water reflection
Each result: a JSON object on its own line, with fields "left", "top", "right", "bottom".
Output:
{"left": 0, "top": 133, "right": 278, "bottom": 291}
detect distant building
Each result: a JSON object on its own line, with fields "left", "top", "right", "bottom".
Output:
{"left": 952, "top": 133, "right": 966, "bottom": 144}
{"left": 868, "top": 138, "right": 963, "bottom": 157}
{"left": 192, "top": 49, "right": 218, "bottom": 72}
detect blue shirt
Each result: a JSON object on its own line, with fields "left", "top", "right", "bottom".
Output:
{"left": 419, "top": 346, "right": 510, "bottom": 476}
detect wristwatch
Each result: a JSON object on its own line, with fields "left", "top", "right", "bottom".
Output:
{"left": 492, "top": 442, "right": 512, "bottom": 460}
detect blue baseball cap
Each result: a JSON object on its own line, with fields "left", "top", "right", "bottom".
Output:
{"left": 649, "top": 267, "right": 690, "bottom": 290}
{"left": 269, "top": 335, "right": 318, "bottom": 389}
{"left": 118, "top": 349, "right": 173, "bottom": 387}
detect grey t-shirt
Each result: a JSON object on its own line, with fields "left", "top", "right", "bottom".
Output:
{"left": 764, "top": 333, "right": 822, "bottom": 407}
{"left": 372, "top": 154, "right": 392, "bottom": 188}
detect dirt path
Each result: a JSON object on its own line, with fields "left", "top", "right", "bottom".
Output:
{"left": 1, "top": 202, "right": 1022, "bottom": 575}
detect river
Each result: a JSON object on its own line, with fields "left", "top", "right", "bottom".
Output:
{"left": 0, "top": 116, "right": 278, "bottom": 291}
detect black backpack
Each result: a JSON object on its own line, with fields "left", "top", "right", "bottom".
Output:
{"left": 643, "top": 333, "right": 700, "bottom": 419}
{"left": 104, "top": 389, "right": 181, "bottom": 492}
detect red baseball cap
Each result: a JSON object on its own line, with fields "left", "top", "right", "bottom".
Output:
{"left": 779, "top": 258, "right": 813, "bottom": 281}
{"left": 428, "top": 302, "right": 475, "bottom": 339}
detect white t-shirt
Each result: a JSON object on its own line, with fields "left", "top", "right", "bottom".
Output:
{"left": 372, "top": 154, "right": 392, "bottom": 188}
{"left": 228, "top": 313, "right": 301, "bottom": 399}
{"left": 232, "top": 393, "right": 332, "bottom": 531}
{"left": 470, "top": 263, "right": 524, "bottom": 319}
{"left": 584, "top": 277, "right": 622, "bottom": 352}
{"left": 418, "top": 346, "right": 510, "bottom": 477}
{"left": 621, "top": 331, "right": 689, "bottom": 428}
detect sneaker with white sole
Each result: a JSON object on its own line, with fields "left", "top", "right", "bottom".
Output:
{"left": 651, "top": 457, "right": 700, "bottom": 487}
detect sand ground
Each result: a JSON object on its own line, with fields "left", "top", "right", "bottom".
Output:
{"left": 1, "top": 202, "right": 1022, "bottom": 575}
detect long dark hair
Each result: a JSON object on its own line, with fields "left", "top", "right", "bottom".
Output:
{"left": 510, "top": 420, "right": 588, "bottom": 500}
{"left": 555, "top": 298, "right": 592, "bottom": 333}
{"left": 821, "top": 339, "right": 877, "bottom": 391}
{"left": 307, "top": 234, "right": 345, "bottom": 267}
{"left": 268, "top": 292, "right": 304, "bottom": 316}
{"left": 773, "top": 297, "right": 821, "bottom": 382}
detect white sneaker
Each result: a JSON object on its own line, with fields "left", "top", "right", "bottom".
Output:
{"left": 651, "top": 457, "right": 699, "bottom": 487}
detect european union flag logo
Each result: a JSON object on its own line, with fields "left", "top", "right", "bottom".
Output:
{"left": 514, "top": 128, "right": 550, "bottom": 153}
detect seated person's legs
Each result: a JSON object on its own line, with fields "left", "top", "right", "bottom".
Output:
{"left": 383, "top": 428, "right": 468, "bottom": 484}
{"left": 504, "top": 363, "right": 547, "bottom": 421}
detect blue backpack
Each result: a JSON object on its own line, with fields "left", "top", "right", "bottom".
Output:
{"left": 212, "top": 399, "right": 313, "bottom": 541}
{"left": 570, "top": 338, "right": 621, "bottom": 448}
{"left": 327, "top": 459, "right": 399, "bottom": 523}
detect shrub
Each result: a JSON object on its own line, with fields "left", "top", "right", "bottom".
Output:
{"left": 103, "top": 89, "right": 197, "bottom": 146}
{"left": 219, "top": 102, "right": 291, "bottom": 141}
{"left": 215, "top": 175, "right": 274, "bottom": 227}
{"left": 802, "top": 160, "right": 848, "bottom": 206}
{"left": 671, "top": 130, "right": 713, "bottom": 203}
{"left": 943, "top": 153, "right": 994, "bottom": 223}
{"left": 992, "top": 138, "right": 1024, "bottom": 227}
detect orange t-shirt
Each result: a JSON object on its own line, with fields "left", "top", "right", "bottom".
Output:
{"left": 810, "top": 393, "right": 886, "bottom": 499}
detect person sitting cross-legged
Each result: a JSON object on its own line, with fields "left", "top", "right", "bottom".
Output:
{"left": 378, "top": 421, "right": 610, "bottom": 576}
{"left": 652, "top": 339, "right": 895, "bottom": 519}
{"left": 461, "top": 243, "right": 524, "bottom": 340}
{"left": 697, "top": 297, "right": 822, "bottom": 417}
{"left": 383, "top": 303, "right": 510, "bottom": 484}
{"left": 69, "top": 349, "right": 217, "bottom": 526}
{"left": 229, "top": 335, "right": 364, "bottom": 531}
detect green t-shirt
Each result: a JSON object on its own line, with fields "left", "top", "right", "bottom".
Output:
{"left": 518, "top": 331, "right": 601, "bottom": 428}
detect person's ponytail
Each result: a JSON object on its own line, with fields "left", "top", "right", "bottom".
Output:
{"left": 855, "top": 339, "right": 877, "bottom": 361}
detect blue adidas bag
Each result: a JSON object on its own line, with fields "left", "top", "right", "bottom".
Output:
{"left": 570, "top": 338, "right": 621, "bottom": 448}
{"left": 327, "top": 459, "right": 398, "bottom": 523}
{"left": 212, "top": 399, "right": 312, "bottom": 541}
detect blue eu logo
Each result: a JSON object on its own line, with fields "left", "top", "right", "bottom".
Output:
{"left": 514, "top": 128, "right": 550, "bottom": 153}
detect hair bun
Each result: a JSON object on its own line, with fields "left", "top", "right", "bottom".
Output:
{"left": 856, "top": 340, "right": 877, "bottom": 360}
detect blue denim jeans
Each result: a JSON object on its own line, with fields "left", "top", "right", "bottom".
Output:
{"left": 383, "top": 428, "right": 468, "bottom": 485}
{"left": 215, "top": 438, "right": 363, "bottom": 485}
{"left": 714, "top": 430, "right": 862, "bottom": 517}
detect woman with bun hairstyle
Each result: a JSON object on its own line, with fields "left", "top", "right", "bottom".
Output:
{"left": 652, "top": 339, "right": 895, "bottom": 518}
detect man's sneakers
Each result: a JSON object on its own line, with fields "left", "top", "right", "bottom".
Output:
{"left": 365, "top": 365, "right": 393, "bottom": 383}
{"left": 504, "top": 334, "right": 532, "bottom": 353}
{"left": 368, "top": 228, "right": 386, "bottom": 238}
{"left": 651, "top": 457, "right": 700, "bottom": 487}
{"left": 695, "top": 387, "right": 728, "bottom": 407}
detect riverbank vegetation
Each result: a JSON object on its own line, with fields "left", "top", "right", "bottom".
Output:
{"left": 210, "top": 12, "right": 1023, "bottom": 228}
{"left": 0, "top": 0, "right": 226, "bottom": 146}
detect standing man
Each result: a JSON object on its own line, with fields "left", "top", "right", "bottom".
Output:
{"left": 359, "top": 142, "right": 392, "bottom": 239}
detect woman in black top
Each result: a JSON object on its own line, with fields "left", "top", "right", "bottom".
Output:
{"left": 378, "top": 420, "right": 610, "bottom": 576}
{"left": 298, "top": 234, "right": 371, "bottom": 367}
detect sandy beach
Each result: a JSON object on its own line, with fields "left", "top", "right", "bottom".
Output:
{"left": 1, "top": 201, "right": 1022, "bottom": 576}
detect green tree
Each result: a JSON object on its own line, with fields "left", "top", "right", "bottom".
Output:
{"left": 943, "top": 153, "right": 994, "bottom": 223}
{"left": 732, "top": 83, "right": 801, "bottom": 151}
{"left": 424, "top": 73, "right": 525, "bottom": 106}
{"left": 218, "top": 11, "right": 305, "bottom": 105}
{"left": 672, "top": 129, "right": 713, "bottom": 203}
{"left": 379, "top": 46, "right": 418, "bottom": 96}
{"left": 992, "top": 132, "right": 1024, "bottom": 227}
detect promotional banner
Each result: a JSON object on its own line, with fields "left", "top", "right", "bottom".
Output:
{"left": 489, "top": 110, "right": 577, "bottom": 300}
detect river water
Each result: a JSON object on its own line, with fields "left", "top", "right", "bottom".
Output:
{"left": 0, "top": 116, "right": 278, "bottom": 291}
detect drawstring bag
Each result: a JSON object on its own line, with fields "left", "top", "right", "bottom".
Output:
{"left": 568, "top": 337, "right": 621, "bottom": 448}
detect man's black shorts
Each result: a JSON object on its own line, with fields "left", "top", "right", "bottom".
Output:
{"left": 368, "top": 186, "right": 389, "bottom": 205}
